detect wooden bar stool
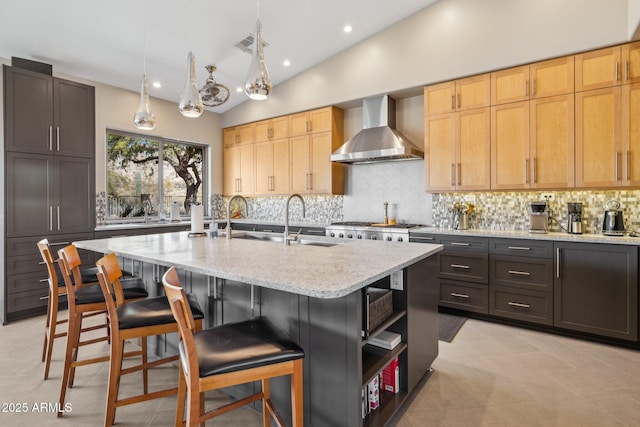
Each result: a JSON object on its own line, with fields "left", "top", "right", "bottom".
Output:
{"left": 162, "top": 266, "right": 305, "bottom": 427}
{"left": 37, "top": 238, "right": 103, "bottom": 380}
{"left": 56, "top": 244, "right": 149, "bottom": 417}
{"left": 95, "top": 253, "right": 205, "bottom": 426}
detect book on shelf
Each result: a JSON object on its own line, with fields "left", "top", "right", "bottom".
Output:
{"left": 368, "top": 330, "right": 401, "bottom": 350}
{"left": 382, "top": 356, "right": 400, "bottom": 394}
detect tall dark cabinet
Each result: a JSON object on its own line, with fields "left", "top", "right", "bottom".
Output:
{"left": 3, "top": 64, "right": 95, "bottom": 322}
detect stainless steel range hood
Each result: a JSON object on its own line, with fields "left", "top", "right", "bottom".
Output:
{"left": 331, "top": 95, "right": 424, "bottom": 164}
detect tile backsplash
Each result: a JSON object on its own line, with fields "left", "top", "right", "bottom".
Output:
{"left": 222, "top": 195, "right": 344, "bottom": 223}
{"left": 433, "top": 190, "right": 640, "bottom": 234}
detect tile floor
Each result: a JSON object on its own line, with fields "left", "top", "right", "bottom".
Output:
{"left": 1, "top": 313, "right": 640, "bottom": 426}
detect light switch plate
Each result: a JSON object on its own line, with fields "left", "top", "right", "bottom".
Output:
{"left": 390, "top": 270, "right": 403, "bottom": 290}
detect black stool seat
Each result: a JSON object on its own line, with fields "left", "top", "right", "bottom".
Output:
{"left": 117, "top": 294, "right": 204, "bottom": 330}
{"left": 75, "top": 278, "right": 148, "bottom": 305}
{"left": 54, "top": 265, "right": 100, "bottom": 288}
{"left": 184, "top": 316, "right": 305, "bottom": 378}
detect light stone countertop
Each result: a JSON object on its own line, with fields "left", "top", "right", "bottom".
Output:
{"left": 95, "top": 219, "right": 328, "bottom": 232}
{"left": 410, "top": 226, "right": 640, "bottom": 245}
{"left": 75, "top": 231, "right": 442, "bottom": 299}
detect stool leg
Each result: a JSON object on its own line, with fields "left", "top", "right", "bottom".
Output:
{"left": 43, "top": 289, "right": 58, "bottom": 380}
{"left": 105, "top": 335, "right": 124, "bottom": 427}
{"left": 68, "top": 313, "right": 83, "bottom": 388}
{"left": 185, "top": 385, "right": 200, "bottom": 427}
{"left": 58, "top": 311, "right": 79, "bottom": 417}
{"left": 199, "top": 392, "right": 205, "bottom": 427}
{"left": 291, "top": 360, "right": 304, "bottom": 427}
{"left": 42, "top": 288, "right": 52, "bottom": 362}
{"left": 141, "top": 337, "right": 148, "bottom": 395}
{"left": 262, "top": 378, "right": 271, "bottom": 427}
{"left": 175, "top": 365, "right": 187, "bottom": 427}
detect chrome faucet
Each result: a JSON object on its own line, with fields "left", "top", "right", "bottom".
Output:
{"left": 284, "top": 194, "right": 306, "bottom": 245}
{"left": 226, "top": 195, "right": 249, "bottom": 240}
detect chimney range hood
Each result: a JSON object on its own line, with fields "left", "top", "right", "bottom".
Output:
{"left": 331, "top": 95, "right": 424, "bottom": 164}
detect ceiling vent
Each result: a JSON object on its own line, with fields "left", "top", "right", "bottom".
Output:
{"left": 235, "top": 34, "right": 269, "bottom": 54}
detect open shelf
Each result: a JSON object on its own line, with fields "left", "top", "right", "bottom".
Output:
{"left": 362, "top": 342, "right": 407, "bottom": 386}
{"left": 363, "top": 390, "right": 408, "bottom": 427}
{"left": 362, "top": 309, "right": 406, "bottom": 344}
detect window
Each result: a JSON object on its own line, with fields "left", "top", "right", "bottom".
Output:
{"left": 106, "top": 130, "right": 206, "bottom": 220}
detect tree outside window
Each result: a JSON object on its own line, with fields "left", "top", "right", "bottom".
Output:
{"left": 106, "top": 131, "right": 206, "bottom": 219}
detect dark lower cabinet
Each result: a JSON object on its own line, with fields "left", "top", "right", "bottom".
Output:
{"left": 554, "top": 242, "right": 638, "bottom": 341}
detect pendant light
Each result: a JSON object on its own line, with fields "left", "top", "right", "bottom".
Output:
{"left": 178, "top": 0, "right": 203, "bottom": 117}
{"left": 178, "top": 51, "right": 204, "bottom": 117}
{"left": 244, "top": 0, "right": 272, "bottom": 100}
{"left": 133, "top": 0, "right": 157, "bottom": 130}
{"left": 199, "top": 65, "right": 230, "bottom": 107}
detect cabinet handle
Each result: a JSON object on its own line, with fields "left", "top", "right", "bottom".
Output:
{"left": 451, "top": 164, "right": 456, "bottom": 186}
{"left": 307, "top": 173, "right": 312, "bottom": 190}
{"left": 626, "top": 150, "right": 630, "bottom": 181}
{"left": 39, "top": 295, "right": 50, "bottom": 300}
{"left": 456, "top": 93, "right": 461, "bottom": 108}
{"left": 451, "top": 242, "right": 470, "bottom": 246}
{"left": 556, "top": 247, "right": 561, "bottom": 278}
{"left": 615, "top": 61, "right": 620, "bottom": 82}
{"left": 508, "top": 301, "right": 531, "bottom": 308}
{"left": 56, "top": 127, "right": 60, "bottom": 151}
{"left": 524, "top": 80, "right": 528, "bottom": 96}
{"left": 625, "top": 60, "right": 629, "bottom": 81}
{"left": 508, "top": 270, "right": 531, "bottom": 276}
{"left": 532, "top": 157, "right": 537, "bottom": 183}
{"left": 49, "top": 126, "right": 53, "bottom": 151}
{"left": 57, "top": 206, "right": 61, "bottom": 230}
{"left": 262, "top": 229, "right": 274, "bottom": 232}
{"left": 451, "top": 264, "right": 470, "bottom": 269}
{"left": 49, "top": 241, "right": 70, "bottom": 246}
{"left": 49, "top": 206, "right": 53, "bottom": 231}
{"left": 531, "top": 79, "right": 535, "bottom": 96}
{"left": 451, "top": 95, "right": 455, "bottom": 111}
{"left": 412, "top": 236, "right": 435, "bottom": 241}
{"left": 525, "top": 158, "right": 529, "bottom": 184}
{"left": 39, "top": 278, "right": 49, "bottom": 283}
{"left": 615, "top": 151, "right": 620, "bottom": 181}
{"left": 507, "top": 246, "right": 531, "bottom": 251}
{"left": 457, "top": 163, "right": 461, "bottom": 185}
{"left": 450, "top": 292, "right": 470, "bottom": 299}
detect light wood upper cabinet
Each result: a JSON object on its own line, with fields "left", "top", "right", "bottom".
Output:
{"left": 223, "top": 127, "right": 237, "bottom": 147}
{"left": 529, "top": 94, "right": 575, "bottom": 189}
{"left": 290, "top": 131, "right": 344, "bottom": 194}
{"left": 224, "top": 124, "right": 255, "bottom": 146}
{"left": 255, "top": 116, "right": 289, "bottom": 142}
{"left": 491, "top": 101, "right": 530, "bottom": 190}
{"left": 223, "top": 143, "right": 255, "bottom": 195}
{"left": 621, "top": 83, "right": 640, "bottom": 186}
{"left": 255, "top": 138, "right": 290, "bottom": 194}
{"left": 575, "top": 46, "right": 621, "bottom": 92}
{"left": 290, "top": 107, "right": 334, "bottom": 136}
{"left": 424, "top": 109, "right": 490, "bottom": 192}
{"left": 622, "top": 42, "right": 640, "bottom": 84}
{"left": 575, "top": 87, "right": 622, "bottom": 188}
{"left": 424, "top": 74, "right": 490, "bottom": 115}
{"left": 491, "top": 57, "right": 574, "bottom": 105}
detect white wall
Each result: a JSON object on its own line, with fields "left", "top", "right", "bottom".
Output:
{"left": 222, "top": 0, "right": 629, "bottom": 127}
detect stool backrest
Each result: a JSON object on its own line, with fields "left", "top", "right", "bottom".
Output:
{"left": 37, "top": 239, "right": 58, "bottom": 289}
{"left": 162, "top": 267, "right": 199, "bottom": 376}
{"left": 57, "top": 245, "right": 85, "bottom": 306}
{"left": 95, "top": 253, "right": 126, "bottom": 314}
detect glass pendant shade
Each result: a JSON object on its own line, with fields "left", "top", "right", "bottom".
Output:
{"left": 133, "top": 75, "right": 157, "bottom": 130}
{"left": 199, "top": 65, "right": 230, "bottom": 107}
{"left": 179, "top": 51, "right": 204, "bottom": 117}
{"left": 244, "top": 19, "right": 272, "bottom": 100}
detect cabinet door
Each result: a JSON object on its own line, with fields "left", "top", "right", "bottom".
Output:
{"left": 239, "top": 143, "right": 255, "bottom": 195}
{"left": 575, "top": 87, "right": 622, "bottom": 187}
{"left": 491, "top": 101, "right": 530, "bottom": 189}
{"left": 272, "top": 138, "right": 290, "bottom": 194}
{"left": 530, "top": 94, "right": 575, "bottom": 189}
{"left": 54, "top": 156, "right": 94, "bottom": 233}
{"left": 309, "top": 107, "right": 332, "bottom": 133}
{"left": 223, "top": 127, "right": 238, "bottom": 146}
{"left": 271, "top": 116, "right": 290, "bottom": 139}
{"left": 4, "top": 66, "right": 53, "bottom": 154}
{"left": 457, "top": 107, "right": 490, "bottom": 190}
{"left": 223, "top": 146, "right": 240, "bottom": 195}
{"left": 254, "top": 120, "right": 271, "bottom": 143}
{"left": 290, "top": 135, "right": 310, "bottom": 193}
{"left": 622, "top": 83, "right": 640, "bottom": 186}
{"left": 424, "top": 113, "right": 455, "bottom": 192}
{"left": 289, "top": 112, "right": 310, "bottom": 136}
{"left": 53, "top": 78, "right": 94, "bottom": 158}
{"left": 5, "top": 152, "right": 53, "bottom": 238}
{"left": 530, "top": 56, "right": 575, "bottom": 98}
{"left": 554, "top": 242, "right": 638, "bottom": 341}
{"left": 309, "top": 132, "right": 332, "bottom": 193}
{"left": 491, "top": 65, "right": 529, "bottom": 105}
{"left": 424, "top": 81, "right": 456, "bottom": 115}
{"left": 621, "top": 41, "right": 640, "bottom": 84}
{"left": 456, "top": 74, "right": 490, "bottom": 110}
{"left": 575, "top": 46, "right": 621, "bottom": 91}
{"left": 236, "top": 123, "right": 255, "bottom": 145}
{"left": 254, "top": 141, "right": 272, "bottom": 194}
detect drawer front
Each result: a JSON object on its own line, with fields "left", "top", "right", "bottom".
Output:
{"left": 438, "top": 235, "right": 488, "bottom": 254}
{"left": 490, "top": 238, "right": 553, "bottom": 258}
{"left": 490, "top": 285, "right": 553, "bottom": 326}
{"left": 490, "top": 255, "right": 553, "bottom": 292}
{"left": 6, "top": 233, "right": 95, "bottom": 257}
{"left": 6, "top": 270, "right": 50, "bottom": 294}
{"left": 439, "top": 280, "right": 488, "bottom": 314}
{"left": 409, "top": 233, "right": 437, "bottom": 243}
{"left": 7, "top": 253, "right": 46, "bottom": 276}
{"left": 7, "top": 287, "right": 50, "bottom": 314}
{"left": 440, "top": 253, "right": 488, "bottom": 284}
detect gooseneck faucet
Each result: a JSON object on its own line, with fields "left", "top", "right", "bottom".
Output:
{"left": 226, "top": 195, "right": 249, "bottom": 240}
{"left": 284, "top": 194, "right": 306, "bottom": 245}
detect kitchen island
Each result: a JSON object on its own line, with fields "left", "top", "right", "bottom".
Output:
{"left": 74, "top": 231, "right": 442, "bottom": 427}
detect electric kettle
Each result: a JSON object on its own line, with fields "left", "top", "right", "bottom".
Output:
{"left": 602, "top": 199, "right": 625, "bottom": 236}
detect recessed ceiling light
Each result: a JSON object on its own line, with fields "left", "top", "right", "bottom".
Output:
{"left": 236, "top": 87, "right": 243, "bottom": 93}
{"left": 152, "top": 81, "right": 162, "bottom": 88}
{"left": 283, "top": 60, "right": 291, "bottom": 67}
{"left": 343, "top": 25, "right": 353, "bottom": 33}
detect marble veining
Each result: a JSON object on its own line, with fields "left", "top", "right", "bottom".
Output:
{"left": 74, "top": 231, "right": 441, "bottom": 298}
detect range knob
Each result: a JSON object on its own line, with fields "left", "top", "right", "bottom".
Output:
{"left": 386, "top": 236, "right": 392, "bottom": 241}
{"left": 330, "top": 233, "right": 335, "bottom": 237}
{"left": 397, "top": 237, "right": 403, "bottom": 242}
{"left": 347, "top": 233, "right": 353, "bottom": 239}
{"left": 338, "top": 233, "right": 344, "bottom": 238}
{"left": 371, "top": 235, "right": 377, "bottom": 240}
{"left": 357, "top": 234, "right": 362, "bottom": 239}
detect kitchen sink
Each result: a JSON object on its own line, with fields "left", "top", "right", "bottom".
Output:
{"left": 233, "top": 233, "right": 340, "bottom": 247}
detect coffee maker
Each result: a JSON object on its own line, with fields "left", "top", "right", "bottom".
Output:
{"left": 529, "top": 201, "right": 549, "bottom": 234}
{"left": 567, "top": 202, "right": 583, "bottom": 234}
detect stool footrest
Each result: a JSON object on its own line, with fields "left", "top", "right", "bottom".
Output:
{"left": 78, "top": 334, "right": 108, "bottom": 347}
{"left": 200, "top": 392, "right": 263, "bottom": 424}
{"left": 120, "top": 354, "right": 179, "bottom": 376}
{"left": 114, "top": 387, "right": 178, "bottom": 408}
